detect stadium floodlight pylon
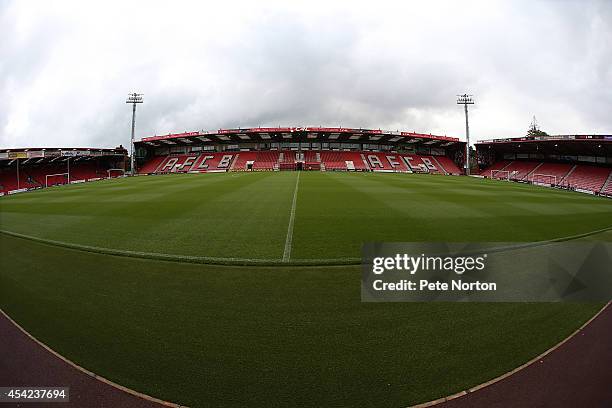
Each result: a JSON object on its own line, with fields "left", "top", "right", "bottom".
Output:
{"left": 45, "top": 173, "right": 69, "bottom": 187}
{"left": 126, "top": 92, "right": 144, "bottom": 176}
{"left": 457, "top": 94, "right": 474, "bottom": 175}
{"left": 491, "top": 170, "right": 510, "bottom": 181}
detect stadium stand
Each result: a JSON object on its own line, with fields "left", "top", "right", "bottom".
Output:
{"left": 435, "top": 155, "right": 463, "bottom": 175}
{"left": 528, "top": 163, "right": 573, "bottom": 184}
{"left": 253, "top": 151, "right": 280, "bottom": 171}
{"left": 479, "top": 160, "right": 511, "bottom": 178}
{"left": 303, "top": 151, "right": 319, "bottom": 164}
{"left": 476, "top": 134, "right": 612, "bottom": 196}
{"left": 562, "top": 165, "right": 611, "bottom": 192}
{"left": 279, "top": 151, "right": 296, "bottom": 170}
{"left": 502, "top": 161, "right": 541, "bottom": 180}
{"left": 156, "top": 154, "right": 199, "bottom": 173}
{"left": 135, "top": 128, "right": 465, "bottom": 177}
{"left": 364, "top": 152, "right": 406, "bottom": 171}
{"left": 303, "top": 151, "right": 321, "bottom": 170}
{"left": 138, "top": 156, "right": 166, "bottom": 174}
{"left": 480, "top": 160, "right": 612, "bottom": 194}
{"left": 0, "top": 148, "right": 127, "bottom": 194}
{"left": 231, "top": 152, "right": 258, "bottom": 171}
{"left": 403, "top": 155, "right": 444, "bottom": 174}
{"left": 191, "top": 153, "right": 236, "bottom": 172}
{"left": 600, "top": 173, "right": 612, "bottom": 197}
{"left": 137, "top": 150, "right": 461, "bottom": 176}
{"left": 340, "top": 152, "right": 369, "bottom": 171}
{"left": 320, "top": 151, "right": 348, "bottom": 171}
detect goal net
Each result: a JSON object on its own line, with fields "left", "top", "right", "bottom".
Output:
{"left": 46, "top": 173, "right": 69, "bottom": 187}
{"left": 107, "top": 168, "right": 125, "bottom": 178}
{"left": 490, "top": 170, "right": 510, "bottom": 180}
{"left": 530, "top": 174, "right": 557, "bottom": 186}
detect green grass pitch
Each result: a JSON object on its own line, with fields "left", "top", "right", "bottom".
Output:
{"left": 1, "top": 172, "right": 611, "bottom": 407}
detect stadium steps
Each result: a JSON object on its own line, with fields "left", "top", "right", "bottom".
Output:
{"left": 431, "top": 156, "right": 448, "bottom": 175}
{"left": 524, "top": 162, "right": 544, "bottom": 180}
{"left": 499, "top": 161, "right": 512, "bottom": 171}
{"left": 435, "top": 156, "right": 462, "bottom": 175}
{"left": 229, "top": 154, "right": 240, "bottom": 171}
{"left": 152, "top": 157, "right": 166, "bottom": 173}
{"left": 479, "top": 160, "right": 512, "bottom": 177}
{"left": 600, "top": 172, "right": 612, "bottom": 196}
{"left": 504, "top": 161, "right": 540, "bottom": 180}
{"left": 564, "top": 165, "right": 610, "bottom": 192}
{"left": 560, "top": 164, "right": 578, "bottom": 185}
{"left": 600, "top": 171, "right": 612, "bottom": 195}
{"left": 529, "top": 163, "right": 573, "bottom": 184}
{"left": 360, "top": 153, "right": 370, "bottom": 171}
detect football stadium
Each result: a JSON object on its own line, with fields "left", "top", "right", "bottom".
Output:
{"left": 2, "top": 1, "right": 612, "bottom": 407}
{"left": 1, "top": 126, "right": 611, "bottom": 407}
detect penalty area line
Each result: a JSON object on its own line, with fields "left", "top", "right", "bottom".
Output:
{"left": 283, "top": 171, "right": 301, "bottom": 262}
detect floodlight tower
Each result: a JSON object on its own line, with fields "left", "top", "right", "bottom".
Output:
{"left": 126, "top": 93, "right": 144, "bottom": 175}
{"left": 457, "top": 94, "right": 474, "bottom": 175}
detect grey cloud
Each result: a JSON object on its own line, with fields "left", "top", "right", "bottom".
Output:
{"left": 1, "top": 0, "right": 611, "bottom": 149}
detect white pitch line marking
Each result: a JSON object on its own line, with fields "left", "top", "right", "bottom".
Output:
{"left": 283, "top": 171, "right": 301, "bottom": 262}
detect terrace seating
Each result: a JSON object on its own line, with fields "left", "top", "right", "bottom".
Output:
{"left": 479, "top": 160, "right": 511, "bottom": 177}
{"left": 502, "top": 161, "right": 540, "bottom": 180}
{"left": 191, "top": 153, "right": 236, "bottom": 172}
{"left": 600, "top": 173, "right": 612, "bottom": 197}
{"left": 527, "top": 163, "right": 573, "bottom": 184}
{"left": 303, "top": 151, "right": 320, "bottom": 164}
{"left": 0, "top": 160, "right": 120, "bottom": 193}
{"left": 280, "top": 151, "right": 296, "bottom": 164}
{"left": 134, "top": 154, "right": 612, "bottom": 197}
{"left": 279, "top": 151, "right": 296, "bottom": 170}
{"left": 320, "top": 151, "right": 348, "bottom": 171}
{"left": 479, "top": 160, "right": 612, "bottom": 194}
{"left": 341, "top": 152, "right": 369, "bottom": 170}
{"left": 138, "top": 156, "right": 166, "bottom": 174}
{"left": 0, "top": 169, "right": 21, "bottom": 192}
{"left": 435, "top": 156, "right": 462, "bottom": 175}
{"left": 563, "top": 165, "right": 611, "bottom": 193}
{"left": 253, "top": 151, "right": 279, "bottom": 171}
{"left": 231, "top": 152, "right": 258, "bottom": 171}
{"left": 364, "top": 152, "right": 406, "bottom": 171}
{"left": 402, "top": 155, "right": 441, "bottom": 173}
{"left": 156, "top": 154, "right": 200, "bottom": 173}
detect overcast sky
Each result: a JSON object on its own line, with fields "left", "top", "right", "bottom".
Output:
{"left": 1, "top": 0, "right": 611, "bottom": 149}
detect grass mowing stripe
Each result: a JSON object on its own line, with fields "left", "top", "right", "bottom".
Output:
{"left": 2, "top": 172, "right": 611, "bottom": 260}
{"left": 1, "top": 220, "right": 610, "bottom": 268}
{"left": 0, "top": 229, "right": 359, "bottom": 266}
{"left": 0, "top": 233, "right": 604, "bottom": 408}
{"left": 283, "top": 171, "right": 300, "bottom": 262}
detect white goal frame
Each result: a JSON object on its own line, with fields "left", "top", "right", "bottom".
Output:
{"left": 45, "top": 173, "right": 69, "bottom": 187}
{"left": 530, "top": 173, "right": 557, "bottom": 186}
{"left": 107, "top": 168, "right": 125, "bottom": 178}
{"left": 491, "top": 170, "right": 510, "bottom": 180}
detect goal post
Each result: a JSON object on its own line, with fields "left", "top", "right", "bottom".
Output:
{"left": 530, "top": 173, "right": 557, "bottom": 186}
{"left": 107, "top": 168, "right": 125, "bottom": 178}
{"left": 45, "top": 173, "right": 69, "bottom": 187}
{"left": 490, "top": 170, "right": 510, "bottom": 181}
